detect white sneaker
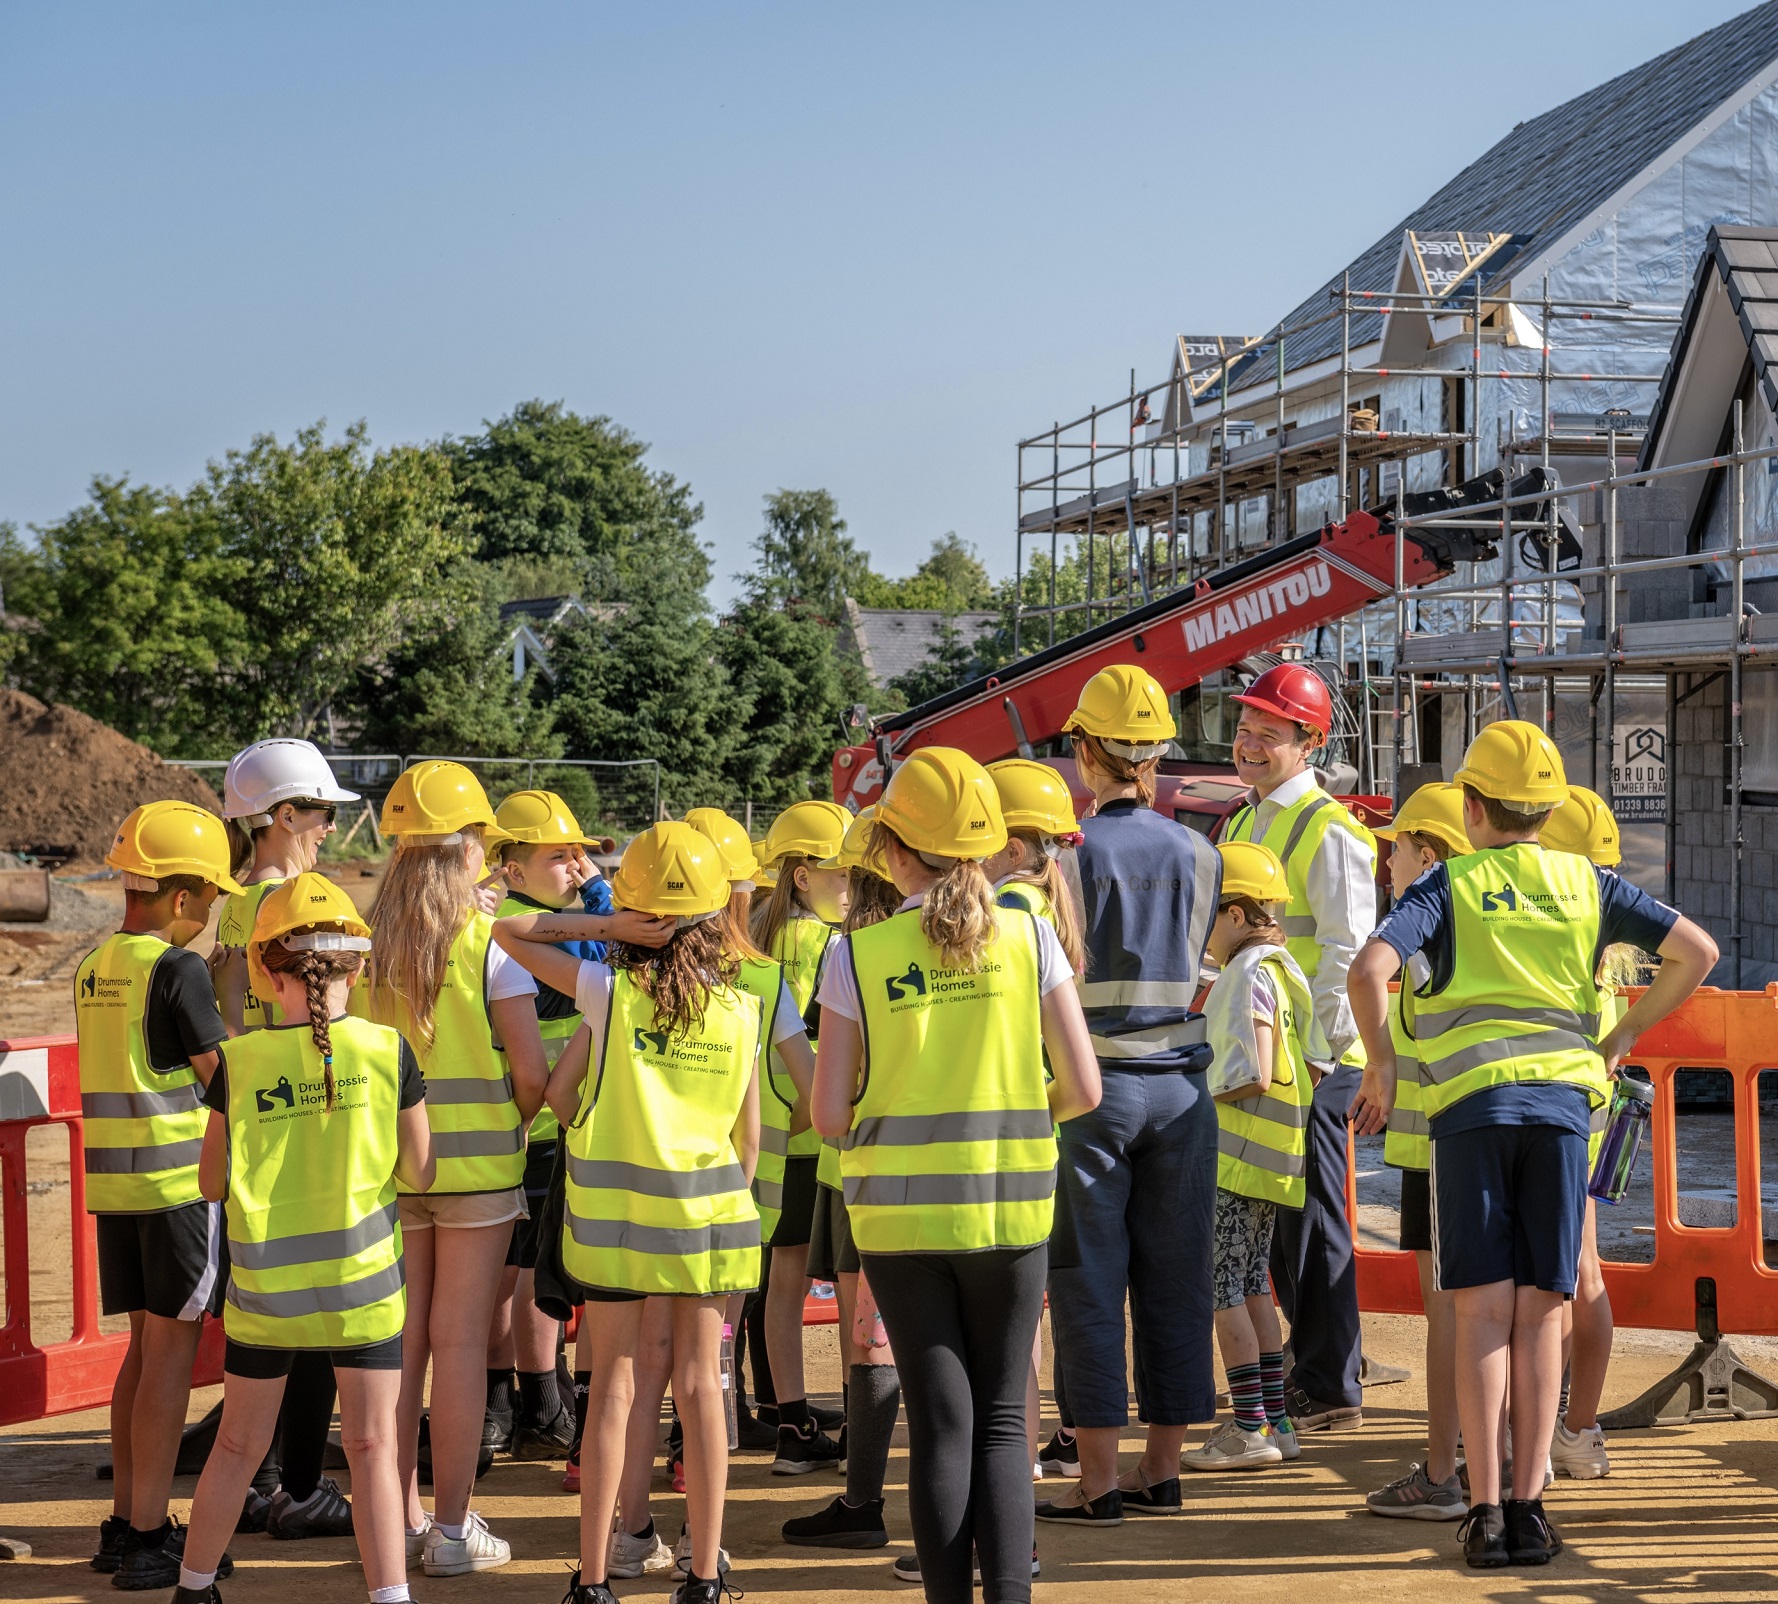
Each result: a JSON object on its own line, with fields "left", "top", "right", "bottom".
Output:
{"left": 405, "top": 1514, "right": 433, "bottom": 1559}
{"left": 1270, "top": 1420, "right": 1301, "bottom": 1462}
{"left": 1552, "top": 1421, "right": 1610, "bottom": 1479}
{"left": 1182, "top": 1421, "right": 1283, "bottom": 1471}
{"left": 610, "top": 1521, "right": 675, "bottom": 1578}
{"left": 422, "top": 1510, "right": 511, "bottom": 1575}
{"left": 673, "top": 1522, "right": 731, "bottom": 1576}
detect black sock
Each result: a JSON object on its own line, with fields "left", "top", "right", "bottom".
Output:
{"left": 779, "top": 1397, "right": 810, "bottom": 1433}
{"left": 486, "top": 1368, "right": 516, "bottom": 1423}
{"left": 571, "top": 1370, "right": 591, "bottom": 1449}
{"left": 626, "top": 1516, "right": 655, "bottom": 1541}
{"left": 555, "top": 1345, "right": 574, "bottom": 1416}
{"left": 517, "top": 1369, "right": 558, "bottom": 1423}
{"left": 844, "top": 1364, "right": 899, "bottom": 1507}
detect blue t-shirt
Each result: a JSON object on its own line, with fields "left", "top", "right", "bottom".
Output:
{"left": 1374, "top": 852, "right": 1679, "bottom": 1139}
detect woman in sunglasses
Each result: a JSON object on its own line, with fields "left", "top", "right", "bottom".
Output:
{"left": 210, "top": 737, "right": 363, "bottom": 1541}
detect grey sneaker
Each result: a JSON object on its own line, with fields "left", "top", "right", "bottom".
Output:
{"left": 609, "top": 1521, "right": 675, "bottom": 1577}
{"left": 1366, "top": 1462, "right": 1467, "bottom": 1521}
{"left": 267, "top": 1477, "right": 354, "bottom": 1540}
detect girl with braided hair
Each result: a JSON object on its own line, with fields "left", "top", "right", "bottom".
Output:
{"left": 174, "top": 873, "right": 434, "bottom": 1604}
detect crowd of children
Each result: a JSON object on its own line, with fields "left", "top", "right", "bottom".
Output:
{"left": 71, "top": 664, "right": 1715, "bottom": 1602}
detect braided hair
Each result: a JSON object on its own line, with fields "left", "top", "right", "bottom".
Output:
{"left": 258, "top": 937, "right": 365, "bottom": 1111}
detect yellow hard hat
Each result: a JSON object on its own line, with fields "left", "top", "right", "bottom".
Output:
{"left": 876, "top": 747, "right": 1007, "bottom": 861}
{"left": 684, "top": 807, "right": 762, "bottom": 884}
{"left": 1454, "top": 720, "right": 1568, "bottom": 808}
{"left": 382, "top": 761, "right": 513, "bottom": 845}
{"left": 106, "top": 801, "right": 243, "bottom": 895}
{"left": 987, "top": 759, "right": 1079, "bottom": 837}
{"left": 1062, "top": 664, "right": 1177, "bottom": 758}
{"left": 247, "top": 871, "right": 371, "bottom": 1005}
{"left": 495, "top": 789, "right": 592, "bottom": 847}
{"left": 610, "top": 821, "right": 730, "bottom": 919}
{"left": 823, "top": 805, "right": 890, "bottom": 878}
{"left": 1375, "top": 782, "right": 1471, "bottom": 858}
{"left": 761, "top": 799, "right": 852, "bottom": 866}
{"left": 1218, "top": 840, "right": 1290, "bottom": 905}
{"left": 1540, "top": 785, "right": 1621, "bottom": 867}
{"left": 752, "top": 836, "right": 778, "bottom": 889}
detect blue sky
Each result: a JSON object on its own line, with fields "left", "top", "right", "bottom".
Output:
{"left": 0, "top": 1, "right": 1751, "bottom": 604}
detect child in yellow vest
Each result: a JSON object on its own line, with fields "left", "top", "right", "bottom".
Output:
{"left": 1185, "top": 840, "right": 1313, "bottom": 1473}
{"left": 171, "top": 874, "right": 433, "bottom": 1604}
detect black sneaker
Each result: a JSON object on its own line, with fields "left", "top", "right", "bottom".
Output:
{"left": 810, "top": 1401, "right": 844, "bottom": 1433}
{"left": 91, "top": 1515, "right": 129, "bottom": 1573}
{"left": 511, "top": 1403, "right": 577, "bottom": 1461}
{"left": 734, "top": 1405, "right": 779, "bottom": 1451}
{"left": 892, "top": 1546, "right": 1040, "bottom": 1584}
{"left": 1458, "top": 1503, "right": 1509, "bottom": 1569}
{"left": 418, "top": 1409, "right": 493, "bottom": 1486}
{"left": 112, "top": 1521, "right": 234, "bottom": 1591}
{"left": 835, "top": 1422, "right": 848, "bottom": 1473}
{"left": 482, "top": 1407, "right": 513, "bottom": 1457}
{"left": 1035, "top": 1487, "right": 1123, "bottom": 1526}
{"left": 559, "top": 1566, "right": 620, "bottom": 1604}
{"left": 1037, "top": 1429, "right": 1080, "bottom": 1479}
{"left": 171, "top": 1587, "right": 222, "bottom": 1604}
{"left": 772, "top": 1422, "right": 843, "bottom": 1475}
{"left": 1118, "top": 1471, "right": 1182, "bottom": 1515}
{"left": 235, "top": 1488, "right": 271, "bottom": 1535}
{"left": 671, "top": 1575, "right": 741, "bottom": 1604}
{"left": 267, "top": 1476, "right": 354, "bottom": 1540}
{"left": 1504, "top": 1498, "right": 1562, "bottom": 1565}
{"left": 782, "top": 1495, "right": 888, "bottom": 1549}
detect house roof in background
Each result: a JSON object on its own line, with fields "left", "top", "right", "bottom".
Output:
{"left": 842, "top": 601, "right": 999, "bottom": 689}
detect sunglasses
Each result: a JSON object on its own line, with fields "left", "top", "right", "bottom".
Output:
{"left": 290, "top": 801, "right": 339, "bottom": 825}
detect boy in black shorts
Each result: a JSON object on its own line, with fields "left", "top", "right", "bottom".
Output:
{"left": 77, "top": 803, "right": 239, "bottom": 1589}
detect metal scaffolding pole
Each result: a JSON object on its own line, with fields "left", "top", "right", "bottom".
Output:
{"left": 1731, "top": 398, "right": 1746, "bottom": 988}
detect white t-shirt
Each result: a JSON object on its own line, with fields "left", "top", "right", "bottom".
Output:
{"left": 816, "top": 896, "right": 1075, "bottom": 1023}
{"left": 485, "top": 941, "right": 539, "bottom": 1002}
{"left": 572, "top": 963, "right": 803, "bottom": 1077}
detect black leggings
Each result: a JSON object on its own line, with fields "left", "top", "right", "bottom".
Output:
{"left": 273, "top": 1351, "right": 337, "bottom": 1502}
{"left": 862, "top": 1245, "right": 1046, "bottom": 1604}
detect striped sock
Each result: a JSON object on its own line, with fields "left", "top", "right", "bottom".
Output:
{"left": 1260, "top": 1350, "right": 1288, "bottom": 1428}
{"left": 1228, "top": 1361, "right": 1265, "bottom": 1431}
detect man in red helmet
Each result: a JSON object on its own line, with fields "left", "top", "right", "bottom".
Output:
{"left": 1223, "top": 663, "right": 1377, "bottom": 1432}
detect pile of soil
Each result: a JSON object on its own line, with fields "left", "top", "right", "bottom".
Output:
{"left": 0, "top": 691, "right": 223, "bottom": 865}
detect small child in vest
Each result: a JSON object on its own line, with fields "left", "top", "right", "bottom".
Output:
{"left": 77, "top": 803, "right": 238, "bottom": 1589}
{"left": 172, "top": 873, "right": 434, "bottom": 1604}
{"left": 1185, "top": 840, "right": 1314, "bottom": 1472}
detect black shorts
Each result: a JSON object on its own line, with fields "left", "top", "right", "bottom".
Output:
{"left": 1399, "top": 1167, "right": 1433, "bottom": 1254}
{"left": 97, "top": 1202, "right": 226, "bottom": 1321}
{"left": 506, "top": 1141, "right": 560, "bottom": 1270}
{"left": 1431, "top": 1123, "right": 1587, "bottom": 1295}
{"left": 768, "top": 1155, "right": 820, "bottom": 1249}
{"left": 805, "top": 1182, "right": 858, "bottom": 1281}
{"left": 225, "top": 1334, "right": 403, "bottom": 1378}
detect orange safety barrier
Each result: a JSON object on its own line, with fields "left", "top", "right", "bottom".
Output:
{"left": 0, "top": 1035, "right": 224, "bottom": 1428}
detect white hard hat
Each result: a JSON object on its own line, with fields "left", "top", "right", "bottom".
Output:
{"left": 223, "top": 739, "right": 360, "bottom": 824}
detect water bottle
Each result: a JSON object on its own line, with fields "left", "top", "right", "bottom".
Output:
{"left": 1588, "top": 1078, "right": 1654, "bottom": 1205}
{"left": 720, "top": 1322, "right": 739, "bottom": 1451}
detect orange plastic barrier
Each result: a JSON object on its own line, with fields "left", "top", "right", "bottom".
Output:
{"left": 0, "top": 1035, "right": 224, "bottom": 1427}
{"left": 1353, "top": 986, "right": 1778, "bottom": 1336}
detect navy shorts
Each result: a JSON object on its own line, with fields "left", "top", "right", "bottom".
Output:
{"left": 1430, "top": 1124, "right": 1586, "bottom": 1295}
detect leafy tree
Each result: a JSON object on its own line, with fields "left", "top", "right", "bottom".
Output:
{"left": 854, "top": 533, "right": 993, "bottom": 611}
{"left": 750, "top": 490, "right": 872, "bottom": 618}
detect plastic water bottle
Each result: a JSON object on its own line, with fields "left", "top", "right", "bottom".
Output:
{"left": 720, "top": 1322, "right": 739, "bottom": 1451}
{"left": 1588, "top": 1078, "right": 1654, "bottom": 1205}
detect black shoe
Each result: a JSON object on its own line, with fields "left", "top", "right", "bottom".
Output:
{"left": 1458, "top": 1503, "right": 1509, "bottom": 1569}
{"left": 772, "top": 1422, "right": 843, "bottom": 1476}
{"left": 267, "top": 1476, "right": 354, "bottom": 1539}
{"left": 482, "top": 1406, "right": 513, "bottom": 1457}
{"left": 559, "top": 1566, "right": 620, "bottom": 1604}
{"left": 1035, "top": 1487, "right": 1123, "bottom": 1526}
{"left": 671, "top": 1575, "right": 740, "bottom": 1604}
{"left": 735, "top": 1406, "right": 779, "bottom": 1451}
{"left": 1285, "top": 1386, "right": 1362, "bottom": 1433}
{"left": 235, "top": 1488, "right": 271, "bottom": 1535}
{"left": 112, "top": 1521, "right": 234, "bottom": 1591}
{"left": 417, "top": 1410, "right": 494, "bottom": 1487}
{"left": 172, "top": 1588, "right": 222, "bottom": 1604}
{"left": 1037, "top": 1429, "right": 1080, "bottom": 1479}
{"left": 511, "top": 1403, "right": 577, "bottom": 1461}
{"left": 1504, "top": 1498, "right": 1562, "bottom": 1565}
{"left": 810, "top": 1401, "right": 844, "bottom": 1432}
{"left": 782, "top": 1495, "right": 888, "bottom": 1549}
{"left": 835, "top": 1422, "right": 848, "bottom": 1472}
{"left": 1118, "top": 1472, "right": 1182, "bottom": 1515}
{"left": 91, "top": 1515, "right": 129, "bottom": 1573}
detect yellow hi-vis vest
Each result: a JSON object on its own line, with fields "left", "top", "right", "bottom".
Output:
{"left": 75, "top": 933, "right": 211, "bottom": 1214}
{"left": 996, "top": 880, "right": 1053, "bottom": 922}
{"left": 219, "top": 1018, "right": 406, "bottom": 1349}
{"left": 771, "top": 917, "right": 832, "bottom": 1160}
{"left": 1413, "top": 845, "right": 1610, "bottom": 1122}
{"left": 842, "top": 907, "right": 1055, "bottom": 1254}
{"left": 497, "top": 894, "right": 582, "bottom": 1147}
{"left": 563, "top": 972, "right": 762, "bottom": 1295}
{"left": 1226, "top": 785, "right": 1377, "bottom": 1068}
{"left": 1209, "top": 947, "right": 1312, "bottom": 1208}
{"left": 734, "top": 956, "right": 786, "bottom": 1240}
{"left": 218, "top": 879, "right": 284, "bottom": 1030}
{"left": 1384, "top": 956, "right": 1433, "bottom": 1172}
{"left": 1589, "top": 986, "right": 1627, "bottom": 1171}
{"left": 380, "top": 912, "right": 525, "bottom": 1194}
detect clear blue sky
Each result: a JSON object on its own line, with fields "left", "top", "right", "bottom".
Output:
{"left": 0, "top": 1, "right": 1751, "bottom": 605}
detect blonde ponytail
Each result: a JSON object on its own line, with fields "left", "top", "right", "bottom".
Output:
{"left": 365, "top": 830, "right": 480, "bottom": 1046}
{"left": 920, "top": 856, "right": 997, "bottom": 971}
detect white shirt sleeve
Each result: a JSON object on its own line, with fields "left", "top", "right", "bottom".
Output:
{"left": 569, "top": 961, "right": 615, "bottom": 1094}
{"left": 484, "top": 941, "right": 539, "bottom": 1002}
{"left": 773, "top": 978, "right": 807, "bottom": 1046}
{"left": 1299, "top": 820, "right": 1378, "bottom": 1065}
{"left": 1031, "top": 918, "right": 1074, "bottom": 997}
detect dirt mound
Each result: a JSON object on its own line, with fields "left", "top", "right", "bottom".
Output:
{"left": 0, "top": 691, "right": 223, "bottom": 865}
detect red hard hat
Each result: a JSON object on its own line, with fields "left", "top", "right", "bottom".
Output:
{"left": 1231, "top": 663, "right": 1333, "bottom": 735}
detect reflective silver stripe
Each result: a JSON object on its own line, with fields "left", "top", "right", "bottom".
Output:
{"left": 81, "top": 1085, "right": 203, "bottom": 1120}
{"left": 842, "top": 1169, "right": 1055, "bottom": 1209}
{"left": 754, "top": 1177, "right": 783, "bottom": 1209}
{"left": 227, "top": 1257, "right": 405, "bottom": 1319}
{"left": 84, "top": 1136, "right": 204, "bottom": 1175}
{"left": 1387, "top": 1107, "right": 1430, "bottom": 1137}
{"left": 229, "top": 1201, "right": 399, "bottom": 1271}
{"left": 431, "top": 1127, "right": 525, "bottom": 1158}
{"left": 1075, "top": 980, "right": 1200, "bottom": 1008}
{"left": 1278, "top": 794, "right": 1335, "bottom": 868}
{"left": 1246, "top": 1092, "right": 1310, "bottom": 1130}
{"left": 1589, "top": 1104, "right": 1609, "bottom": 1136}
{"left": 424, "top": 1072, "right": 516, "bottom": 1106}
{"left": 569, "top": 1156, "right": 748, "bottom": 1198}
{"left": 1414, "top": 1003, "right": 1599, "bottom": 1039}
{"left": 1422, "top": 1031, "right": 1597, "bottom": 1085}
{"left": 1279, "top": 916, "right": 1319, "bottom": 938}
{"left": 1217, "top": 1128, "right": 1306, "bottom": 1177}
{"left": 1089, "top": 1018, "right": 1209, "bottom": 1059}
{"left": 567, "top": 1213, "right": 760, "bottom": 1258}
{"left": 759, "top": 1124, "right": 791, "bottom": 1158}
{"left": 846, "top": 1108, "right": 1054, "bottom": 1151}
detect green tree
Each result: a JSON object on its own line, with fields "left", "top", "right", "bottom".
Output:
{"left": 853, "top": 533, "right": 993, "bottom": 611}
{"left": 750, "top": 489, "right": 872, "bottom": 619}
{"left": 887, "top": 616, "right": 989, "bottom": 707}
